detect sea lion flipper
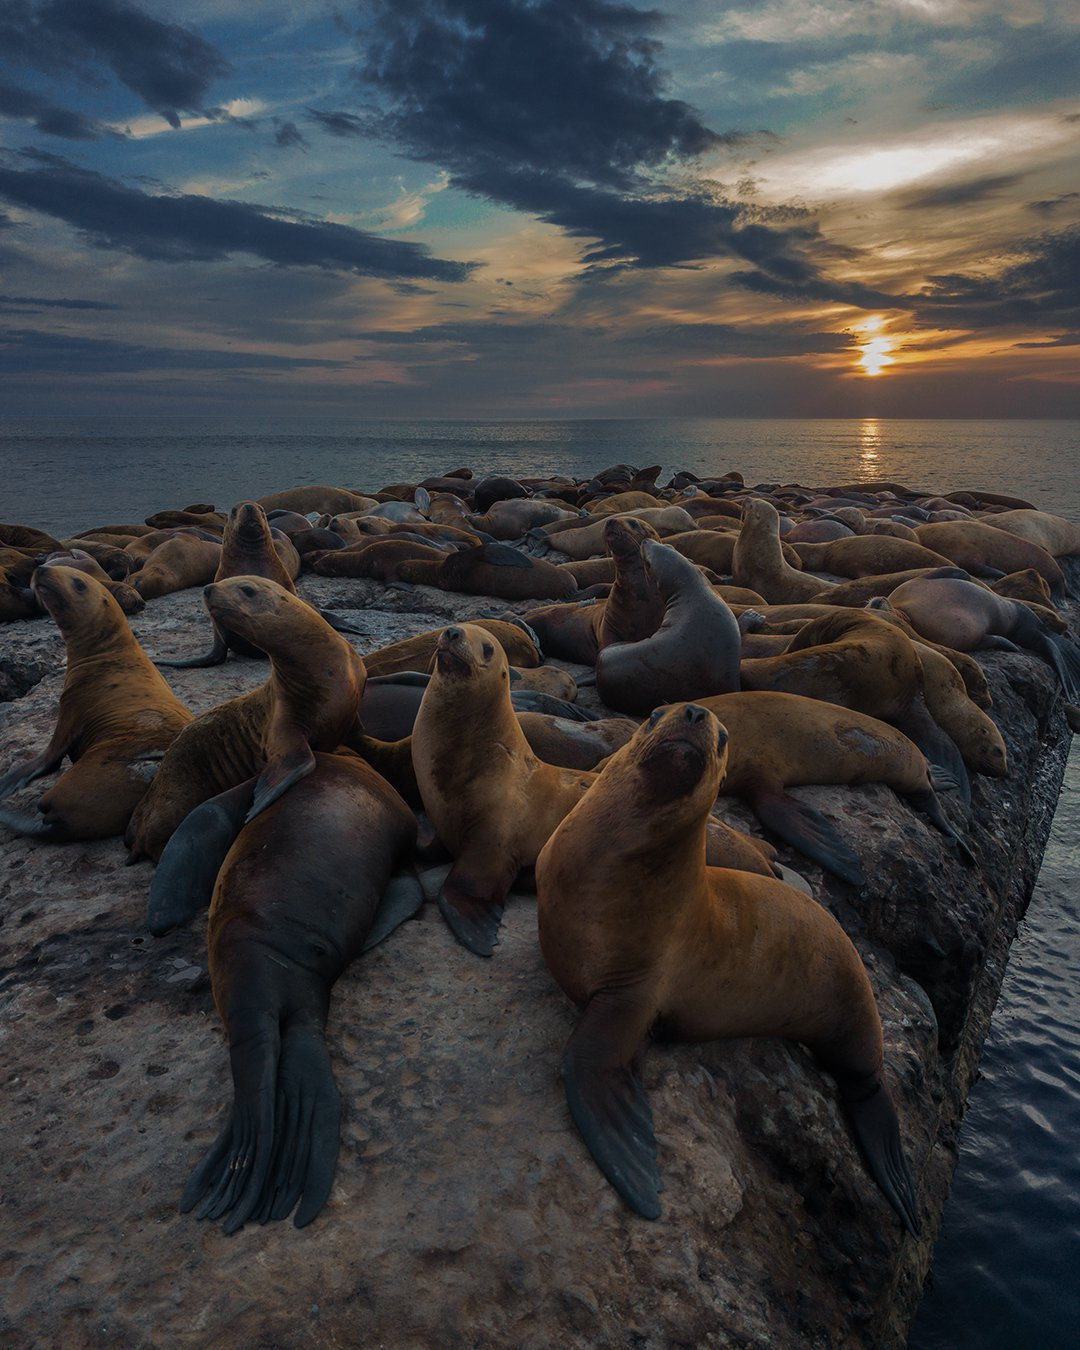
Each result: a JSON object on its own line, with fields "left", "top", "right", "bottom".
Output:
{"left": 562, "top": 993, "right": 662, "bottom": 1219}
{"left": 903, "top": 788, "right": 976, "bottom": 865}
{"left": 315, "top": 607, "right": 367, "bottom": 637}
{"left": 481, "top": 542, "right": 532, "bottom": 569}
{"left": 835, "top": 1074, "right": 921, "bottom": 1237}
{"left": 154, "top": 625, "right": 230, "bottom": 669}
{"left": 146, "top": 779, "right": 257, "bottom": 935}
{"left": 246, "top": 745, "right": 317, "bottom": 823}
{"left": 436, "top": 854, "right": 517, "bottom": 957}
{"left": 0, "top": 804, "right": 61, "bottom": 838}
{"left": 749, "top": 788, "right": 866, "bottom": 887}
{"left": 0, "top": 742, "right": 69, "bottom": 800}
{"left": 1038, "top": 631, "right": 1080, "bottom": 704}
{"left": 362, "top": 868, "right": 426, "bottom": 951}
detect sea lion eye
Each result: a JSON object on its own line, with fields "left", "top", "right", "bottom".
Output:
{"left": 648, "top": 707, "right": 664, "bottom": 728}
{"left": 482, "top": 642, "right": 495, "bottom": 659}
{"left": 73, "top": 577, "right": 87, "bottom": 592}
{"left": 240, "top": 583, "right": 257, "bottom": 597}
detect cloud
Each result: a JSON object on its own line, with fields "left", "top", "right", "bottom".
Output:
{"left": 0, "top": 327, "right": 350, "bottom": 374}
{"left": 307, "top": 107, "right": 367, "bottom": 138}
{"left": 0, "top": 0, "right": 230, "bottom": 128}
{"left": 0, "top": 80, "right": 122, "bottom": 141}
{"left": 354, "top": 0, "right": 827, "bottom": 285}
{"left": 0, "top": 151, "right": 476, "bottom": 281}
{"left": 273, "top": 119, "right": 308, "bottom": 151}
{"left": 897, "top": 172, "right": 1026, "bottom": 211}
{"left": 0, "top": 292, "right": 121, "bottom": 310}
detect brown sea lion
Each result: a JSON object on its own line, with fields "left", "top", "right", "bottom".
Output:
{"left": 883, "top": 575, "right": 1080, "bottom": 702}
{"left": 791, "top": 535, "right": 955, "bottom": 578}
{"left": 468, "top": 499, "right": 580, "bottom": 539}
{"left": 0, "top": 523, "right": 63, "bottom": 551}
{"left": 311, "top": 538, "right": 450, "bottom": 580}
{"left": 534, "top": 701, "right": 920, "bottom": 1232}
{"left": 39, "top": 551, "right": 145, "bottom": 615}
{"left": 980, "top": 508, "right": 1080, "bottom": 557}
{"left": 174, "top": 752, "right": 421, "bottom": 1233}
{"left": 411, "top": 623, "right": 597, "bottom": 956}
{"left": 256, "top": 486, "right": 377, "bottom": 516}
{"left": 392, "top": 542, "right": 579, "bottom": 601}
{"left": 536, "top": 508, "right": 695, "bottom": 561}
{"left": 0, "top": 568, "right": 192, "bottom": 840}
{"left": 915, "top": 521, "right": 1066, "bottom": 594}
{"left": 145, "top": 508, "right": 226, "bottom": 530}
{"left": 56, "top": 537, "right": 137, "bottom": 579}
{"left": 695, "top": 691, "right": 973, "bottom": 884}
{"left": 125, "top": 578, "right": 366, "bottom": 862}
{"left": 595, "top": 540, "right": 741, "bottom": 716}
{"left": 133, "top": 535, "right": 222, "bottom": 599}
{"left": 732, "top": 499, "right": 833, "bottom": 604}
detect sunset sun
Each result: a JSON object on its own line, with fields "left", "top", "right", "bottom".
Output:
{"left": 857, "top": 317, "right": 895, "bottom": 377}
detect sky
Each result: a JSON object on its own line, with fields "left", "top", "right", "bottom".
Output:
{"left": 1, "top": 0, "right": 1078, "bottom": 419}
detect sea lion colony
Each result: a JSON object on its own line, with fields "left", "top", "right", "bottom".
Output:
{"left": 1, "top": 463, "right": 1078, "bottom": 1240}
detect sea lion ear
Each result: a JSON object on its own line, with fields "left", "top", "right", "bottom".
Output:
{"left": 414, "top": 486, "right": 432, "bottom": 514}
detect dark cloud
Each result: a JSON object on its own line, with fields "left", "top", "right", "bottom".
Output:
{"left": 0, "top": 292, "right": 121, "bottom": 310}
{"left": 1028, "top": 192, "right": 1080, "bottom": 216}
{"left": 307, "top": 108, "right": 366, "bottom": 138}
{"left": 898, "top": 173, "right": 1025, "bottom": 211}
{"left": 915, "top": 225, "right": 1080, "bottom": 329}
{"left": 0, "top": 0, "right": 229, "bottom": 129}
{"left": 728, "top": 267, "right": 912, "bottom": 313}
{"left": 0, "top": 327, "right": 350, "bottom": 374}
{"left": 354, "top": 0, "right": 825, "bottom": 286}
{"left": 0, "top": 80, "right": 116, "bottom": 141}
{"left": 0, "top": 151, "right": 475, "bottom": 281}
{"left": 273, "top": 120, "right": 308, "bottom": 151}
{"left": 1015, "top": 332, "right": 1080, "bottom": 349}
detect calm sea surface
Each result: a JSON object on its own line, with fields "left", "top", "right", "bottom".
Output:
{"left": 2, "top": 416, "right": 1078, "bottom": 1344}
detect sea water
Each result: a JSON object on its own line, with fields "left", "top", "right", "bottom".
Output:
{"left": 1, "top": 415, "right": 1078, "bottom": 1344}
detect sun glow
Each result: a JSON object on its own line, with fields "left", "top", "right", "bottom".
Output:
{"left": 857, "top": 317, "right": 895, "bottom": 377}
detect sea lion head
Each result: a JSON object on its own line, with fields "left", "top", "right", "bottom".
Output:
{"left": 640, "top": 538, "right": 693, "bottom": 594}
{"left": 227, "top": 501, "right": 272, "bottom": 545}
{"left": 203, "top": 575, "right": 300, "bottom": 644}
{"left": 628, "top": 701, "right": 729, "bottom": 810}
{"left": 431, "top": 623, "right": 507, "bottom": 685}
{"left": 30, "top": 564, "right": 117, "bottom": 638}
{"left": 742, "top": 498, "right": 778, "bottom": 532}
{"left": 603, "top": 515, "right": 657, "bottom": 563}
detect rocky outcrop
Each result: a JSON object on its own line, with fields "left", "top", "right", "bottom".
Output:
{"left": 0, "top": 565, "right": 1074, "bottom": 1349}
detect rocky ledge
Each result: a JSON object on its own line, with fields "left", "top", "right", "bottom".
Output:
{"left": 0, "top": 563, "right": 1075, "bottom": 1349}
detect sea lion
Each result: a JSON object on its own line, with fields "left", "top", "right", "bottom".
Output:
{"left": 411, "top": 624, "right": 596, "bottom": 956}
{"left": 790, "top": 536, "right": 955, "bottom": 579}
{"left": 915, "top": 521, "right": 1066, "bottom": 594}
{"left": 38, "top": 551, "right": 144, "bottom": 616}
{"left": 979, "top": 508, "right": 1080, "bottom": 557}
{"left": 133, "top": 535, "right": 222, "bottom": 600}
{"left": 125, "top": 578, "right": 366, "bottom": 862}
{"left": 695, "top": 691, "right": 973, "bottom": 884}
{"left": 311, "top": 538, "right": 449, "bottom": 580}
{"left": 883, "top": 575, "right": 1080, "bottom": 702}
{"left": 388, "top": 542, "right": 579, "bottom": 601}
{"left": 0, "top": 567, "right": 192, "bottom": 840}
{"left": 732, "top": 499, "right": 833, "bottom": 604}
{"left": 362, "top": 620, "right": 540, "bottom": 678}
{"left": 534, "top": 702, "right": 920, "bottom": 1232}
{"left": 595, "top": 540, "right": 741, "bottom": 716}
{"left": 534, "top": 508, "right": 695, "bottom": 561}
{"left": 177, "top": 752, "right": 421, "bottom": 1233}
{"left": 0, "top": 523, "right": 64, "bottom": 551}
{"left": 256, "top": 486, "right": 378, "bottom": 516}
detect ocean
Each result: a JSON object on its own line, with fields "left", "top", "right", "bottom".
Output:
{"left": 2, "top": 415, "right": 1078, "bottom": 1345}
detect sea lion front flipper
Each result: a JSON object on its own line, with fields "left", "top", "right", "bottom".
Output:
{"left": 749, "top": 787, "right": 866, "bottom": 887}
{"left": 1036, "top": 631, "right": 1080, "bottom": 704}
{"left": 894, "top": 699, "right": 971, "bottom": 804}
{"left": 246, "top": 745, "right": 317, "bottom": 823}
{"left": 362, "top": 868, "right": 426, "bottom": 952}
{"left": 903, "top": 788, "right": 976, "bottom": 865}
{"left": 437, "top": 852, "right": 518, "bottom": 957}
{"left": 146, "top": 779, "right": 257, "bottom": 935}
{"left": 481, "top": 542, "right": 532, "bottom": 569}
{"left": 562, "top": 991, "right": 662, "bottom": 1219}
{"left": 315, "top": 607, "right": 368, "bottom": 637}
{"left": 154, "top": 624, "right": 230, "bottom": 669}
{"left": 834, "top": 1071, "right": 921, "bottom": 1237}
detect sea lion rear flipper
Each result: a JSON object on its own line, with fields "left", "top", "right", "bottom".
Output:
{"left": 437, "top": 853, "right": 518, "bottom": 957}
{"left": 181, "top": 1007, "right": 279, "bottom": 1234}
{"left": 749, "top": 788, "right": 866, "bottom": 887}
{"left": 362, "top": 868, "right": 426, "bottom": 951}
{"left": 366, "top": 671, "right": 432, "bottom": 688}
{"left": 246, "top": 745, "right": 317, "bottom": 823}
{"left": 154, "top": 624, "right": 229, "bottom": 669}
{"left": 1036, "top": 631, "right": 1080, "bottom": 704}
{"left": 146, "top": 779, "right": 257, "bottom": 935}
{"left": 255, "top": 1019, "right": 341, "bottom": 1230}
{"left": 562, "top": 992, "right": 662, "bottom": 1219}
{"left": 0, "top": 804, "right": 62, "bottom": 839}
{"left": 834, "top": 1072, "right": 921, "bottom": 1237}
{"left": 0, "top": 741, "right": 70, "bottom": 800}
{"left": 894, "top": 699, "right": 971, "bottom": 804}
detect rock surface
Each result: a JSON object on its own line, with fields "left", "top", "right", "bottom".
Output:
{"left": 0, "top": 565, "right": 1074, "bottom": 1349}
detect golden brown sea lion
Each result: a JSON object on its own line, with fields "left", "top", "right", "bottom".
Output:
{"left": 386, "top": 542, "right": 579, "bottom": 601}
{"left": 125, "top": 578, "right": 366, "bottom": 862}
{"left": 411, "top": 624, "right": 597, "bottom": 956}
{"left": 0, "top": 523, "right": 63, "bottom": 551}
{"left": 132, "top": 535, "right": 222, "bottom": 599}
{"left": 164, "top": 752, "right": 420, "bottom": 1234}
{"left": 980, "top": 508, "right": 1080, "bottom": 557}
{"left": 256, "top": 485, "right": 377, "bottom": 515}
{"left": 791, "top": 535, "right": 954, "bottom": 578}
{"left": 732, "top": 499, "right": 833, "bottom": 603}
{"left": 537, "top": 508, "right": 695, "bottom": 561}
{"left": 535, "top": 702, "right": 920, "bottom": 1232}
{"left": 915, "top": 521, "right": 1066, "bottom": 594}
{"left": 0, "top": 567, "right": 191, "bottom": 840}
{"left": 695, "top": 691, "right": 973, "bottom": 884}
{"left": 39, "top": 550, "right": 145, "bottom": 615}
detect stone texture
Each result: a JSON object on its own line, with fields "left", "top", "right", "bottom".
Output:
{"left": 0, "top": 565, "right": 1074, "bottom": 1349}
